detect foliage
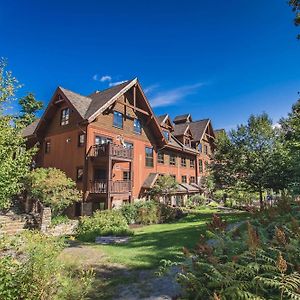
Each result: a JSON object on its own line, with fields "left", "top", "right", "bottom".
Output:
{"left": 178, "top": 198, "right": 300, "bottom": 300}
{"left": 280, "top": 97, "right": 300, "bottom": 194}
{"left": 0, "top": 59, "right": 36, "bottom": 210}
{"left": 200, "top": 175, "right": 215, "bottom": 197}
{"left": 149, "top": 175, "right": 178, "bottom": 200}
{"left": 17, "top": 92, "right": 43, "bottom": 128}
{"left": 0, "top": 231, "right": 94, "bottom": 300}
{"left": 25, "top": 168, "right": 82, "bottom": 216}
{"left": 288, "top": 0, "right": 300, "bottom": 39}
{"left": 186, "top": 194, "right": 207, "bottom": 208}
{"left": 77, "top": 210, "right": 133, "bottom": 242}
{"left": 120, "top": 200, "right": 183, "bottom": 225}
{"left": 51, "top": 215, "right": 70, "bottom": 226}
{"left": 211, "top": 113, "right": 290, "bottom": 210}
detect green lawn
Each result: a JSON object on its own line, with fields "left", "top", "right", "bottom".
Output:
{"left": 92, "top": 208, "right": 249, "bottom": 269}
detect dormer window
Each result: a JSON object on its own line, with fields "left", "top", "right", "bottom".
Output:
{"left": 162, "top": 130, "right": 169, "bottom": 141}
{"left": 184, "top": 138, "right": 191, "bottom": 147}
{"left": 60, "top": 108, "right": 70, "bottom": 126}
{"left": 198, "top": 143, "right": 202, "bottom": 152}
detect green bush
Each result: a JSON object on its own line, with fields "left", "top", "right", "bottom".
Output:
{"left": 135, "top": 201, "right": 159, "bottom": 225}
{"left": 77, "top": 210, "right": 133, "bottom": 242}
{"left": 0, "top": 231, "right": 94, "bottom": 300}
{"left": 51, "top": 215, "right": 70, "bottom": 227}
{"left": 178, "top": 198, "right": 300, "bottom": 299}
{"left": 157, "top": 202, "right": 184, "bottom": 223}
{"left": 120, "top": 203, "right": 137, "bottom": 224}
{"left": 25, "top": 168, "right": 82, "bottom": 216}
{"left": 186, "top": 194, "right": 206, "bottom": 208}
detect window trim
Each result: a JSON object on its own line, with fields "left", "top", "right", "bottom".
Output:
{"left": 162, "top": 130, "right": 169, "bottom": 141}
{"left": 113, "top": 111, "right": 123, "bottom": 129}
{"left": 190, "top": 176, "right": 195, "bottom": 184}
{"left": 199, "top": 159, "right": 203, "bottom": 173}
{"left": 169, "top": 153, "right": 176, "bottom": 166}
{"left": 181, "top": 175, "right": 187, "bottom": 183}
{"left": 157, "top": 152, "right": 164, "bottom": 164}
{"left": 78, "top": 133, "right": 85, "bottom": 147}
{"left": 60, "top": 108, "right": 70, "bottom": 126}
{"left": 133, "top": 118, "right": 142, "bottom": 134}
{"left": 190, "top": 159, "right": 195, "bottom": 168}
{"left": 181, "top": 157, "right": 187, "bottom": 167}
{"left": 145, "top": 146, "right": 154, "bottom": 167}
{"left": 94, "top": 135, "right": 113, "bottom": 145}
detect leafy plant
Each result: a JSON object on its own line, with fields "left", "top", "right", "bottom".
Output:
{"left": 25, "top": 168, "right": 82, "bottom": 216}
{"left": 77, "top": 210, "right": 133, "bottom": 242}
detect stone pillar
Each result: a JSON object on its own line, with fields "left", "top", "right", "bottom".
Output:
{"left": 40, "top": 207, "right": 51, "bottom": 233}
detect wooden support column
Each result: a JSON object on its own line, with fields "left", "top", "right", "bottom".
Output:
{"left": 106, "top": 144, "right": 112, "bottom": 209}
{"left": 130, "top": 160, "right": 134, "bottom": 203}
{"left": 133, "top": 85, "right": 136, "bottom": 112}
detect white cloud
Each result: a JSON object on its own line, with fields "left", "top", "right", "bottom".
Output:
{"left": 109, "top": 80, "right": 127, "bottom": 87}
{"left": 150, "top": 82, "right": 205, "bottom": 108}
{"left": 92, "top": 74, "right": 112, "bottom": 82}
{"left": 144, "top": 84, "right": 159, "bottom": 94}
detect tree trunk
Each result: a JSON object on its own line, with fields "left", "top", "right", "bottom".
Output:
{"left": 259, "top": 189, "right": 264, "bottom": 211}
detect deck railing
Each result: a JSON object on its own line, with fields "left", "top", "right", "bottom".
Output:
{"left": 90, "top": 180, "right": 132, "bottom": 194}
{"left": 87, "top": 143, "right": 133, "bottom": 160}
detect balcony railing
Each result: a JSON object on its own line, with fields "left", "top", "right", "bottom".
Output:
{"left": 87, "top": 143, "right": 133, "bottom": 160}
{"left": 90, "top": 180, "right": 132, "bottom": 194}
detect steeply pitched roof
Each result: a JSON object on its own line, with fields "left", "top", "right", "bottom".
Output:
{"left": 173, "top": 114, "right": 192, "bottom": 124}
{"left": 21, "top": 118, "right": 40, "bottom": 137}
{"left": 59, "top": 87, "right": 92, "bottom": 119}
{"left": 156, "top": 114, "right": 168, "bottom": 125}
{"left": 189, "top": 119, "right": 210, "bottom": 141}
{"left": 173, "top": 123, "right": 189, "bottom": 136}
{"left": 85, "top": 80, "right": 134, "bottom": 119}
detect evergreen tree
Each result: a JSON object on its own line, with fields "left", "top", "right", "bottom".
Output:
{"left": 18, "top": 92, "right": 43, "bottom": 127}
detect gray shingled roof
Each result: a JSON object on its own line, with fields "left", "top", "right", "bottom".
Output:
{"left": 173, "top": 123, "right": 188, "bottom": 136}
{"left": 179, "top": 183, "right": 200, "bottom": 193}
{"left": 21, "top": 118, "right": 40, "bottom": 137}
{"left": 59, "top": 87, "right": 92, "bottom": 119}
{"left": 85, "top": 80, "right": 133, "bottom": 119}
{"left": 142, "top": 173, "right": 159, "bottom": 189}
{"left": 189, "top": 119, "right": 210, "bottom": 141}
{"left": 173, "top": 114, "right": 191, "bottom": 124}
{"left": 156, "top": 114, "right": 168, "bottom": 125}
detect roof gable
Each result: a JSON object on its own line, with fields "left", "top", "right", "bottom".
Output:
{"left": 173, "top": 113, "right": 192, "bottom": 124}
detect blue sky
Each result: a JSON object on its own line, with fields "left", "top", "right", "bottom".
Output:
{"left": 0, "top": 0, "right": 299, "bottom": 130}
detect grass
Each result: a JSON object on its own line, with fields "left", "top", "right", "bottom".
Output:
{"left": 91, "top": 207, "right": 249, "bottom": 269}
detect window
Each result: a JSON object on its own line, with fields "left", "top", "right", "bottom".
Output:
{"left": 123, "top": 171, "right": 131, "bottom": 180}
{"left": 78, "top": 133, "right": 85, "bottom": 147}
{"left": 76, "top": 167, "right": 83, "bottom": 181}
{"left": 162, "top": 130, "right": 169, "bottom": 141}
{"left": 113, "top": 111, "right": 123, "bottom": 128}
{"left": 124, "top": 141, "right": 133, "bottom": 149}
{"left": 198, "top": 143, "right": 202, "bottom": 152}
{"left": 157, "top": 152, "right": 164, "bottom": 164}
{"left": 171, "top": 174, "right": 176, "bottom": 181}
{"left": 204, "top": 144, "right": 208, "bottom": 155}
{"left": 134, "top": 119, "right": 142, "bottom": 134}
{"left": 184, "top": 138, "right": 191, "bottom": 147}
{"left": 145, "top": 147, "right": 154, "bottom": 167}
{"left": 169, "top": 153, "right": 176, "bottom": 166}
{"left": 190, "top": 176, "right": 195, "bottom": 184}
{"left": 182, "top": 175, "right": 187, "bottom": 183}
{"left": 199, "top": 159, "right": 203, "bottom": 173}
{"left": 60, "top": 108, "right": 70, "bottom": 126}
{"left": 190, "top": 159, "right": 195, "bottom": 168}
{"left": 45, "top": 141, "right": 51, "bottom": 153}
{"left": 95, "top": 136, "right": 112, "bottom": 145}
{"left": 181, "top": 157, "right": 186, "bottom": 167}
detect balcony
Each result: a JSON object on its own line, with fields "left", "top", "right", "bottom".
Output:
{"left": 87, "top": 143, "right": 133, "bottom": 161}
{"left": 90, "top": 180, "right": 132, "bottom": 194}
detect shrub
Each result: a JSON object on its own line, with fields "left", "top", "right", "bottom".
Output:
{"left": 25, "top": 168, "right": 82, "bottom": 216}
{"left": 177, "top": 198, "right": 300, "bottom": 299}
{"left": 119, "top": 203, "right": 137, "bottom": 224}
{"left": 0, "top": 231, "right": 94, "bottom": 299}
{"left": 135, "top": 200, "right": 159, "bottom": 225}
{"left": 51, "top": 215, "right": 70, "bottom": 227}
{"left": 187, "top": 194, "right": 206, "bottom": 208}
{"left": 157, "top": 202, "right": 184, "bottom": 223}
{"left": 77, "top": 210, "right": 133, "bottom": 242}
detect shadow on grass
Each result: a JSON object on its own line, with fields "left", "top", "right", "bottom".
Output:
{"left": 94, "top": 211, "right": 249, "bottom": 270}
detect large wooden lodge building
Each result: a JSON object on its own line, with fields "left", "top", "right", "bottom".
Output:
{"left": 23, "top": 78, "right": 218, "bottom": 216}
